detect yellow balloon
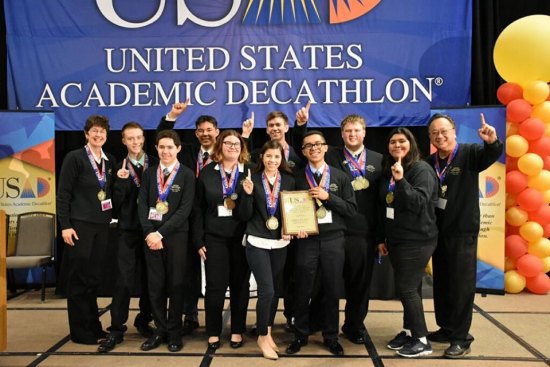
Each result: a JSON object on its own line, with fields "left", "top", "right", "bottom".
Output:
{"left": 520, "top": 221, "right": 544, "bottom": 242}
{"left": 506, "top": 135, "right": 529, "bottom": 157}
{"left": 505, "top": 257, "right": 517, "bottom": 271}
{"left": 506, "top": 193, "right": 518, "bottom": 209}
{"left": 543, "top": 189, "right": 550, "bottom": 204}
{"left": 532, "top": 101, "right": 550, "bottom": 123}
{"left": 494, "top": 15, "right": 550, "bottom": 84}
{"left": 542, "top": 256, "right": 550, "bottom": 273}
{"left": 528, "top": 238, "right": 550, "bottom": 258}
{"left": 506, "top": 206, "right": 528, "bottom": 226}
{"left": 504, "top": 270, "right": 526, "bottom": 293}
{"left": 527, "top": 170, "right": 550, "bottom": 191}
{"left": 517, "top": 153, "right": 544, "bottom": 176}
{"left": 506, "top": 121, "right": 519, "bottom": 137}
{"left": 523, "top": 80, "right": 550, "bottom": 105}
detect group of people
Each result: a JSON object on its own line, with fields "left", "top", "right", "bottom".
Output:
{"left": 56, "top": 103, "right": 502, "bottom": 359}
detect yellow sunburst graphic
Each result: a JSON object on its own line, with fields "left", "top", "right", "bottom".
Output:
{"left": 243, "top": 0, "right": 321, "bottom": 24}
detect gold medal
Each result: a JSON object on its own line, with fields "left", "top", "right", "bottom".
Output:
{"left": 359, "top": 177, "right": 370, "bottom": 189}
{"left": 155, "top": 201, "right": 169, "bottom": 214}
{"left": 352, "top": 179, "right": 361, "bottom": 191}
{"left": 224, "top": 198, "right": 236, "bottom": 209}
{"left": 441, "top": 185, "right": 447, "bottom": 197}
{"left": 385, "top": 192, "right": 394, "bottom": 205}
{"left": 316, "top": 206, "right": 327, "bottom": 219}
{"left": 266, "top": 216, "right": 279, "bottom": 230}
{"left": 97, "top": 190, "right": 106, "bottom": 201}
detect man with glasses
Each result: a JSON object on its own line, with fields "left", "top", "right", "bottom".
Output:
{"left": 426, "top": 113, "right": 502, "bottom": 358}
{"left": 286, "top": 130, "right": 357, "bottom": 356}
{"left": 157, "top": 101, "right": 220, "bottom": 336}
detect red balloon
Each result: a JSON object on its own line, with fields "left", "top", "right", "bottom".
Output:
{"left": 525, "top": 272, "right": 550, "bottom": 294}
{"left": 517, "top": 254, "right": 544, "bottom": 277}
{"left": 519, "top": 117, "right": 545, "bottom": 141}
{"left": 544, "top": 223, "right": 550, "bottom": 238}
{"left": 505, "top": 234, "right": 528, "bottom": 258}
{"left": 506, "top": 224, "right": 520, "bottom": 236}
{"left": 528, "top": 136, "right": 550, "bottom": 157}
{"left": 507, "top": 99, "right": 532, "bottom": 123}
{"left": 506, "top": 155, "right": 519, "bottom": 172}
{"left": 544, "top": 156, "right": 550, "bottom": 170}
{"left": 506, "top": 170, "right": 529, "bottom": 194}
{"left": 497, "top": 83, "right": 523, "bottom": 105}
{"left": 516, "top": 188, "right": 544, "bottom": 211}
{"left": 529, "top": 204, "right": 550, "bottom": 225}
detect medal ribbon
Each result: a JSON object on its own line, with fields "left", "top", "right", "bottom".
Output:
{"left": 262, "top": 172, "right": 281, "bottom": 218}
{"left": 126, "top": 154, "right": 148, "bottom": 188}
{"left": 305, "top": 165, "right": 330, "bottom": 192}
{"left": 343, "top": 147, "right": 366, "bottom": 179}
{"left": 388, "top": 177, "right": 396, "bottom": 194}
{"left": 196, "top": 151, "right": 212, "bottom": 177}
{"left": 156, "top": 162, "right": 180, "bottom": 202}
{"left": 84, "top": 145, "right": 106, "bottom": 191}
{"left": 434, "top": 144, "right": 458, "bottom": 184}
{"left": 219, "top": 163, "right": 240, "bottom": 198}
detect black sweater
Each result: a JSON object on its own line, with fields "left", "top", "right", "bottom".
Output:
{"left": 137, "top": 163, "right": 195, "bottom": 238}
{"left": 377, "top": 160, "right": 439, "bottom": 244}
{"left": 426, "top": 140, "right": 503, "bottom": 237}
{"left": 238, "top": 171, "right": 296, "bottom": 239}
{"left": 112, "top": 154, "right": 159, "bottom": 231}
{"left": 192, "top": 162, "right": 254, "bottom": 248}
{"left": 294, "top": 165, "right": 358, "bottom": 239}
{"left": 57, "top": 147, "right": 116, "bottom": 229}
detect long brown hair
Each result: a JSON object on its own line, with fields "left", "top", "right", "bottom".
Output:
{"left": 253, "top": 140, "right": 292, "bottom": 174}
{"left": 211, "top": 129, "right": 250, "bottom": 164}
{"left": 382, "top": 127, "right": 422, "bottom": 176}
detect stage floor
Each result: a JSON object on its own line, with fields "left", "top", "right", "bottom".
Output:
{"left": 1, "top": 289, "right": 549, "bottom": 367}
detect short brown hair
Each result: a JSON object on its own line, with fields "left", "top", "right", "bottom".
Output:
{"left": 266, "top": 111, "right": 289, "bottom": 125}
{"left": 121, "top": 121, "right": 144, "bottom": 137}
{"left": 156, "top": 129, "right": 181, "bottom": 147}
{"left": 84, "top": 115, "right": 109, "bottom": 133}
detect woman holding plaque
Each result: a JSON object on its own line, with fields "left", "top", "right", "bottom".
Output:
{"left": 239, "top": 141, "right": 295, "bottom": 360}
{"left": 57, "top": 115, "right": 116, "bottom": 344}
{"left": 194, "top": 129, "right": 253, "bottom": 349}
{"left": 376, "top": 127, "right": 438, "bottom": 358}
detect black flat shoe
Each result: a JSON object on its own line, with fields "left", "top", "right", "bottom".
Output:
{"left": 141, "top": 335, "right": 164, "bottom": 351}
{"left": 208, "top": 339, "right": 221, "bottom": 349}
{"left": 230, "top": 340, "right": 243, "bottom": 349}
{"left": 97, "top": 334, "right": 123, "bottom": 353}
{"left": 168, "top": 342, "right": 183, "bottom": 352}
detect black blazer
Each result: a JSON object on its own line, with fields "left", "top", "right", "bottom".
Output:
{"left": 238, "top": 171, "right": 296, "bottom": 239}
{"left": 138, "top": 162, "right": 195, "bottom": 238}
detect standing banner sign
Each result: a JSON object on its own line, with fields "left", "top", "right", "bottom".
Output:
{"left": 431, "top": 106, "right": 506, "bottom": 293}
{"left": 6, "top": 0, "right": 472, "bottom": 130}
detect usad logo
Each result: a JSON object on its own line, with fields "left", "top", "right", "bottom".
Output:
{"left": 0, "top": 176, "right": 51, "bottom": 199}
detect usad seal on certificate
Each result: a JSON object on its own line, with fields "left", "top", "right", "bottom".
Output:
{"left": 280, "top": 191, "right": 319, "bottom": 236}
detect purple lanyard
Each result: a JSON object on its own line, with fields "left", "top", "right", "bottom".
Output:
{"left": 305, "top": 165, "right": 330, "bottom": 191}
{"left": 343, "top": 147, "right": 366, "bottom": 178}
{"left": 434, "top": 144, "right": 458, "bottom": 184}
{"left": 84, "top": 145, "right": 106, "bottom": 190}
{"left": 219, "top": 163, "right": 240, "bottom": 198}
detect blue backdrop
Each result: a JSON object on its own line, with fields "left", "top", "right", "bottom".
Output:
{"left": 5, "top": 0, "right": 472, "bottom": 130}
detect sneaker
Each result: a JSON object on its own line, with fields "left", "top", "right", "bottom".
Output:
{"left": 387, "top": 331, "right": 412, "bottom": 350}
{"left": 396, "top": 338, "right": 432, "bottom": 358}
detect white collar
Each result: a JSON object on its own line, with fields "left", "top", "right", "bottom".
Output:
{"left": 308, "top": 162, "right": 326, "bottom": 174}
{"left": 214, "top": 162, "right": 245, "bottom": 172}
{"left": 86, "top": 144, "right": 108, "bottom": 162}
{"left": 160, "top": 161, "right": 177, "bottom": 173}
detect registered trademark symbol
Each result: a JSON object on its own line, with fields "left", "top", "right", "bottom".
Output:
{"left": 434, "top": 77, "right": 444, "bottom": 86}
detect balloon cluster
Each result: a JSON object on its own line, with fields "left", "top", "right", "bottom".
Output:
{"left": 494, "top": 15, "right": 550, "bottom": 294}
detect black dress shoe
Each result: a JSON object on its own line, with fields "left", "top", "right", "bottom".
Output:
{"left": 230, "top": 340, "right": 243, "bottom": 348}
{"left": 167, "top": 340, "right": 183, "bottom": 352}
{"left": 97, "top": 334, "right": 123, "bottom": 353}
{"left": 141, "top": 335, "right": 164, "bottom": 351}
{"left": 323, "top": 339, "right": 344, "bottom": 356}
{"left": 135, "top": 323, "right": 154, "bottom": 338}
{"left": 286, "top": 338, "right": 308, "bottom": 354}
{"left": 427, "top": 328, "right": 451, "bottom": 343}
{"left": 344, "top": 330, "right": 365, "bottom": 344}
{"left": 207, "top": 340, "right": 221, "bottom": 349}
{"left": 444, "top": 343, "right": 471, "bottom": 359}
{"left": 181, "top": 319, "right": 199, "bottom": 336}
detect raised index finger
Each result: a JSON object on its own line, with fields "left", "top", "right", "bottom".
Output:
{"left": 397, "top": 155, "right": 402, "bottom": 165}
{"left": 304, "top": 100, "right": 311, "bottom": 112}
{"left": 122, "top": 158, "right": 127, "bottom": 169}
{"left": 247, "top": 169, "right": 251, "bottom": 180}
{"left": 480, "top": 112, "right": 486, "bottom": 126}
{"left": 251, "top": 112, "right": 255, "bottom": 122}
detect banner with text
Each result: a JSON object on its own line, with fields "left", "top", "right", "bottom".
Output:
{"left": 6, "top": 0, "right": 472, "bottom": 130}
{"left": 431, "top": 106, "right": 506, "bottom": 294}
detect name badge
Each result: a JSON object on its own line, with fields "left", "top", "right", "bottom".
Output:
{"left": 317, "top": 209, "right": 333, "bottom": 224}
{"left": 386, "top": 207, "right": 394, "bottom": 219}
{"left": 437, "top": 198, "right": 447, "bottom": 210}
{"left": 217, "top": 205, "right": 233, "bottom": 217}
{"left": 148, "top": 207, "right": 163, "bottom": 221}
{"left": 101, "top": 199, "right": 113, "bottom": 212}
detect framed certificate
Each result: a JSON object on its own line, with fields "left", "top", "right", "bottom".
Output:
{"left": 280, "top": 191, "right": 319, "bottom": 235}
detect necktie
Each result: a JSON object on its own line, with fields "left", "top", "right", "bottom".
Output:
{"left": 163, "top": 168, "right": 170, "bottom": 178}
{"left": 314, "top": 171, "right": 322, "bottom": 184}
{"left": 202, "top": 151, "right": 209, "bottom": 165}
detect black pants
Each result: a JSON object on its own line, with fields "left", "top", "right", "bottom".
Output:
{"left": 204, "top": 234, "right": 250, "bottom": 337}
{"left": 388, "top": 239, "right": 437, "bottom": 338}
{"left": 183, "top": 241, "right": 201, "bottom": 322}
{"left": 293, "top": 235, "right": 345, "bottom": 341}
{"left": 144, "top": 231, "right": 188, "bottom": 338}
{"left": 63, "top": 220, "right": 109, "bottom": 344}
{"left": 342, "top": 233, "right": 376, "bottom": 334}
{"left": 432, "top": 235, "right": 477, "bottom": 345}
{"left": 109, "top": 230, "right": 152, "bottom": 336}
{"left": 282, "top": 239, "right": 297, "bottom": 322}
{"left": 246, "top": 243, "right": 287, "bottom": 336}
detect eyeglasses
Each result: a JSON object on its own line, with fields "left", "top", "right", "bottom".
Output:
{"left": 223, "top": 141, "right": 241, "bottom": 148}
{"left": 88, "top": 128, "right": 107, "bottom": 135}
{"left": 429, "top": 128, "right": 454, "bottom": 137}
{"left": 302, "top": 142, "right": 327, "bottom": 150}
